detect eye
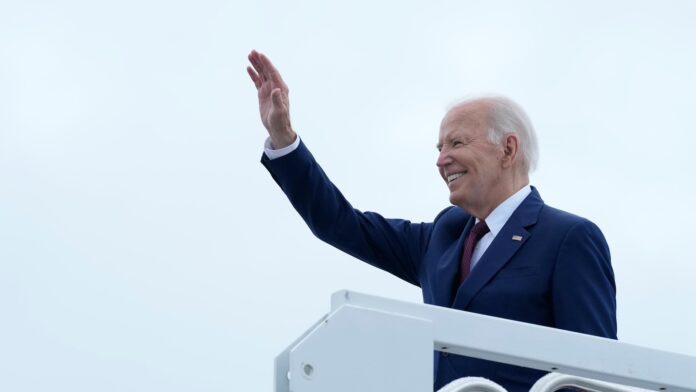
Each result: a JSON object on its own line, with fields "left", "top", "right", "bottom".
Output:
{"left": 437, "top": 140, "right": 464, "bottom": 152}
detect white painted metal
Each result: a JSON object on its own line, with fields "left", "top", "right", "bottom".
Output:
{"left": 274, "top": 314, "right": 327, "bottom": 392}
{"left": 437, "top": 377, "right": 507, "bottom": 392}
{"left": 438, "top": 373, "right": 653, "bottom": 392}
{"left": 331, "top": 290, "right": 696, "bottom": 392}
{"left": 529, "top": 373, "right": 653, "bottom": 392}
{"left": 275, "top": 290, "right": 696, "bottom": 392}
{"left": 287, "top": 305, "right": 433, "bottom": 392}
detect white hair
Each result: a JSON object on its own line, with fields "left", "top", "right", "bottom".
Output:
{"left": 450, "top": 95, "right": 539, "bottom": 173}
{"left": 485, "top": 95, "right": 539, "bottom": 173}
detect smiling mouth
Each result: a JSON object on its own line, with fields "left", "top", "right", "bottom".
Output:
{"left": 447, "top": 172, "right": 466, "bottom": 183}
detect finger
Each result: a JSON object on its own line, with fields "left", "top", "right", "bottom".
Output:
{"left": 258, "top": 52, "right": 285, "bottom": 84}
{"left": 247, "top": 66, "right": 261, "bottom": 88}
{"left": 248, "top": 51, "right": 267, "bottom": 81}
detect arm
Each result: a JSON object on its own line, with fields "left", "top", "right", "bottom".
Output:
{"left": 552, "top": 219, "right": 618, "bottom": 339}
{"left": 249, "top": 51, "right": 431, "bottom": 285}
{"left": 261, "top": 141, "right": 431, "bottom": 285}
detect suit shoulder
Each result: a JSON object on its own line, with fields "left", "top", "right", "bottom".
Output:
{"left": 538, "top": 204, "right": 605, "bottom": 237}
{"left": 540, "top": 204, "right": 591, "bottom": 225}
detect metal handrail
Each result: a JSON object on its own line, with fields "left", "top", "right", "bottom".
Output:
{"left": 530, "top": 373, "right": 653, "bottom": 392}
{"left": 437, "top": 377, "right": 508, "bottom": 392}
{"left": 276, "top": 290, "right": 696, "bottom": 392}
{"left": 436, "top": 373, "right": 653, "bottom": 392}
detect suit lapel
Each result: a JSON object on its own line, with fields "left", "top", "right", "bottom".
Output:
{"left": 434, "top": 214, "right": 475, "bottom": 307}
{"left": 452, "top": 188, "right": 544, "bottom": 310}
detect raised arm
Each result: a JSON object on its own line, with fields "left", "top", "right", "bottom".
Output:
{"left": 250, "top": 51, "right": 431, "bottom": 286}
{"left": 247, "top": 50, "right": 297, "bottom": 149}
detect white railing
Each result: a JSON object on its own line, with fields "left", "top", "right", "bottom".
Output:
{"left": 275, "top": 290, "right": 696, "bottom": 392}
{"left": 439, "top": 377, "right": 508, "bottom": 392}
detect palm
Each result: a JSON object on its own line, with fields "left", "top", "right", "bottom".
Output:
{"left": 257, "top": 80, "right": 286, "bottom": 131}
{"left": 247, "top": 50, "right": 293, "bottom": 143}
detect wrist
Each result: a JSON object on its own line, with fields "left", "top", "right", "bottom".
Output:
{"left": 270, "top": 129, "right": 297, "bottom": 149}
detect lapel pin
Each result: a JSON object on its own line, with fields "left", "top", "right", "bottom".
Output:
{"left": 512, "top": 235, "right": 523, "bottom": 241}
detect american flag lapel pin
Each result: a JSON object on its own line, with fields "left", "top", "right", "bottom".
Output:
{"left": 512, "top": 235, "right": 523, "bottom": 241}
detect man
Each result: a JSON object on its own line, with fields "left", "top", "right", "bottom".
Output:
{"left": 247, "top": 50, "right": 617, "bottom": 392}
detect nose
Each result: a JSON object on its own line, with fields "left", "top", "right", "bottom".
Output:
{"left": 436, "top": 148, "right": 451, "bottom": 169}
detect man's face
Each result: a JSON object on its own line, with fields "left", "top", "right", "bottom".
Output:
{"left": 436, "top": 105, "right": 506, "bottom": 216}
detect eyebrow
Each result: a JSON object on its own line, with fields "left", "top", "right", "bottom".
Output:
{"left": 435, "top": 135, "right": 457, "bottom": 150}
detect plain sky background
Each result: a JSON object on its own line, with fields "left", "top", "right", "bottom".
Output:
{"left": 2, "top": 1, "right": 696, "bottom": 391}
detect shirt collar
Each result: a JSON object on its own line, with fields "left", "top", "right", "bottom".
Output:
{"left": 478, "top": 185, "right": 532, "bottom": 237}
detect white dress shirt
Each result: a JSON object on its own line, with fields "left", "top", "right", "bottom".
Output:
{"left": 264, "top": 136, "right": 301, "bottom": 160}
{"left": 470, "top": 185, "right": 531, "bottom": 270}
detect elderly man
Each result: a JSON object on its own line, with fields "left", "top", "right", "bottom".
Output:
{"left": 247, "top": 50, "right": 617, "bottom": 392}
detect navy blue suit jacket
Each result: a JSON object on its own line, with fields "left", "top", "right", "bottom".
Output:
{"left": 262, "top": 141, "right": 617, "bottom": 392}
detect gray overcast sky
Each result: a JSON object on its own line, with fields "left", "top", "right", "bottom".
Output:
{"left": 1, "top": 1, "right": 695, "bottom": 391}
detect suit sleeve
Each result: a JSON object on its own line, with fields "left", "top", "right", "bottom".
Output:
{"left": 551, "top": 219, "right": 617, "bottom": 339}
{"left": 261, "top": 140, "right": 432, "bottom": 286}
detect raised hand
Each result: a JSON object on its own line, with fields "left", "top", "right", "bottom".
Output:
{"left": 247, "top": 50, "right": 297, "bottom": 149}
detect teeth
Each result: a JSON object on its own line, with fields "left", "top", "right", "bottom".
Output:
{"left": 447, "top": 173, "right": 465, "bottom": 183}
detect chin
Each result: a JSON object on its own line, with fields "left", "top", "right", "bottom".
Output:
{"left": 449, "top": 192, "right": 473, "bottom": 211}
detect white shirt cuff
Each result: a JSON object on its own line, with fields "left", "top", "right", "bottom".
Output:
{"left": 264, "top": 135, "right": 301, "bottom": 160}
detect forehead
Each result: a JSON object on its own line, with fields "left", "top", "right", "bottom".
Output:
{"left": 438, "top": 101, "right": 489, "bottom": 140}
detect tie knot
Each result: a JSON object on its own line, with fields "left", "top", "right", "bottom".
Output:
{"left": 471, "top": 220, "right": 490, "bottom": 238}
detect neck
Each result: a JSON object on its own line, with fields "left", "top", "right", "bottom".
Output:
{"left": 470, "top": 176, "right": 530, "bottom": 220}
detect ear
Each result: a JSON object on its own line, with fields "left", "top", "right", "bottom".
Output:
{"left": 500, "top": 133, "right": 519, "bottom": 169}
